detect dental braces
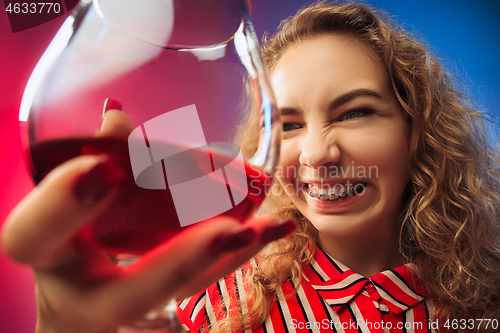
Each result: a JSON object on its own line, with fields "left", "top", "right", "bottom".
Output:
{"left": 307, "top": 183, "right": 365, "bottom": 200}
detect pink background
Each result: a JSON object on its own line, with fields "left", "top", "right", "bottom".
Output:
{"left": 1, "top": 1, "right": 498, "bottom": 332}
{"left": 0, "top": 10, "right": 69, "bottom": 333}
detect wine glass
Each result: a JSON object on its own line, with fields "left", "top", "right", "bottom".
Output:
{"left": 19, "top": 0, "right": 280, "bottom": 331}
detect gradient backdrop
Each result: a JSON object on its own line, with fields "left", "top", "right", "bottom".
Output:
{"left": 1, "top": 1, "right": 499, "bottom": 332}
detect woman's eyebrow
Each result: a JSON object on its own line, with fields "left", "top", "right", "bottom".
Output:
{"left": 278, "top": 89, "right": 382, "bottom": 116}
{"left": 329, "top": 88, "right": 382, "bottom": 110}
{"left": 279, "top": 107, "right": 302, "bottom": 116}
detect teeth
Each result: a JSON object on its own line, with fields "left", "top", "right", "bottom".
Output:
{"left": 328, "top": 188, "right": 339, "bottom": 200}
{"left": 307, "top": 183, "right": 365, "bottom": 201}
{"left": 328, "top": 188, "right": 338, "bottom": 200}
{"left": 318, "top": 189, "right": 328, "bottom": 199}
{"left": 348, "top": 184, "right": 354, "bottom": 196}
{"left": 309, "top": 186, "right": 319, "bottom": 198}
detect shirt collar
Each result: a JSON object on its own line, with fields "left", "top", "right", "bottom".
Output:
{"left": 302, "top": 246, "right": 429, "bottom": 315}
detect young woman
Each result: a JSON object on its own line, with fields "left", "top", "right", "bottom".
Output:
{"left": 2, "top": 2, "right": 499, "bottom": 333}
{"left": 177, "top": 2, "right": 500, "bottom": 332}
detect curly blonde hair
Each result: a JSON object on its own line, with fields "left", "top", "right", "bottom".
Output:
{"left": 216, "top": 1, "right": 500, "bottom": 332}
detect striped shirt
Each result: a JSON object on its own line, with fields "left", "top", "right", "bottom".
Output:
{"left": 178, "top": 246, "right": 463, "bottom": 333}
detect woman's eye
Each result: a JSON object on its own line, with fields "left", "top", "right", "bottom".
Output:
{"left": 283, "top": 123, "right": 302, "bottom": 131}
{"left": 341, "top": 109, "right": 373, "bottom": 121}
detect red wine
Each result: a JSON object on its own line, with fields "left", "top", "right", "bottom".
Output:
{"left": 29, "top": 138, "right": 270, "bottom": 255}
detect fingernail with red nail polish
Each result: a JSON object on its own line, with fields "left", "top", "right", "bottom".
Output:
{"left": 210, "top": 227, "right": 257, "bottom": 256}
{"left": 73, "top": 159, "right": 126, "bottom": 205}
{"left": 103, "top": 98, "right": 122, "bottom": 118}
{"left": 260, "top": 219, "right": 297, "bottom": 244}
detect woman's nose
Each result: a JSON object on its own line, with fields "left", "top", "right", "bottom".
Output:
{"left": 298, "top": 130, "right": 341, "bottom": 170}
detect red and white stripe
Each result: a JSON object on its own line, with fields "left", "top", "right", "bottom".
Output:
{"left": 178, "top": 247, "right": 458, "bottom": 333}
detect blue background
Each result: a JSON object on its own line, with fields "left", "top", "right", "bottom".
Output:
{"left": 251, "top": 0, "right": 500, "bottom": 119}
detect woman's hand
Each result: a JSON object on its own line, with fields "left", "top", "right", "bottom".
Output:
{"left": 1, "top": 103, "right": 296, "bottom": 333}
